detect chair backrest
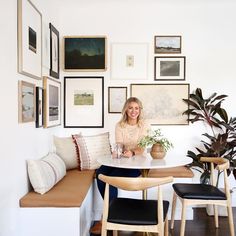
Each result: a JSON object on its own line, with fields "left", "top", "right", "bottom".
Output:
{"left": 200, "top": 157, "right": 231, "bottom": 199}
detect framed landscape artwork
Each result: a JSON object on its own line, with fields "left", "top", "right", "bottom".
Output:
{"left": 43, "top": 77, "right": 61, "bottom": 128}
{"left": 17, "top": 0, "right": 42, "bottom": 80}
{"left": 64, "top": 36, "right": 107, "bottom": 71}
{"left": 154, "top": 36, "right": 181, "bottom": 54}
{"left": 64, "top": 76, "right": 104, "bottom": 128}
{"left": 35, "top": 87, "right": 44, "bottom": 128}
{"left": 108, "top": 87, "right": 127, "bottom": 113}
{"left": 131, "top": 83, "right": 189, "bottom": 125}
{"left": 111, "top": 43, "right": 148, "bottom": 80}
{"left": 18, "top": 80, "right": 35, "bottom": 123}
{"left": 154, "top": 56, "right": 186, "bottom": 81}
{"left": 49, "top": 23, "right": 59, "bottom": 78}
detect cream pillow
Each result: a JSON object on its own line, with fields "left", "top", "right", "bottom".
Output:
{"left": 73, "top": 132, "right": 111, "bottom": 170}
{"left": 27, "top": 153, "right": 66, "bottom": 194}
{"left": 53, "top": 135, "right": 79, "bottom": 170}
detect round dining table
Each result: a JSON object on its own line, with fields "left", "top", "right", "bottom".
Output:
{"left": 97, "top": 151, "right": 192, "bottom": 199}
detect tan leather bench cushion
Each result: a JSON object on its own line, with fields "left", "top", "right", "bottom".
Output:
{"left": 148, "top": 166, "right": 194, "bottom": 178}
{"left": 20, "top": 169, "right": 95, "bottom": 208}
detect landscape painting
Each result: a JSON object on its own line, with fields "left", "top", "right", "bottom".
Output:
{"left": 74, "top": 90, "right": 94, "bottom": 105}
{"left": 64, "top": 36, "right": 106, "bottom": 71}
{"left": 154, "top": 36, "right": 181, "bottom": 54}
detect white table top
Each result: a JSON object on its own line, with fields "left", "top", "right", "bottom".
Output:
{"left": 97, "top": 151, "right": 192, "bottom": 170}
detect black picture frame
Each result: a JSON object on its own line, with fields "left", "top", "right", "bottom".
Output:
{"left": 64, "top": 76, "right": 104, "bottom": 128}
{"left": 49, "top": 23, "right": 59, "bottom": 79}
{"left": 35, "top": 87, "right": 44, "bottom": 128}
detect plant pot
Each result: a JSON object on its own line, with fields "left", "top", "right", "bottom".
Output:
{"left": 150, "top": 143, "right": 166, "bottom": 159}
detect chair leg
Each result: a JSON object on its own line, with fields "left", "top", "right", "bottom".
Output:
{"left": 180, "top": 202, "right": 187, "bottom": 236}
{"left": 101, "top": 223, "right": 107, "bottom": 236}
{"left": 113, "top": 230, "right": 118, "bottom": 236}
{"left": 170, "top": 192, "right": 177, "bottom": 229}
{"left": 227, "top": 205, "right": 235, "bottom": 236}
{"left": 164, "top": 216, "right": 169, "bottom": 236}
{"left": 213, "top": 204, "right": 219, "bottom": 228}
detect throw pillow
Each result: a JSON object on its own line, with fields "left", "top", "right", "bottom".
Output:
{"left": 73, "top": 132, "right": 111, "bottom": 170}
{"left": 53, "top": 135, "right": 79, "bottom": 170}
{"left": 27, "top": 153, "right": 66, "bottom": 194}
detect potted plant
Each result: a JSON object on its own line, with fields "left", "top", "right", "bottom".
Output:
{"left": 138, "top": 129, "right": 173, "bottom": 159}
{"left": 183, "top": 88, "right": 236, "bottom": 184}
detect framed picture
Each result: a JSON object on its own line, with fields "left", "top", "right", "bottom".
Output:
{"left": 111, "top": 43, "right": 148, "bottom": 80}
{"left": 43, "top": 77, "right": 61, "bottom": 128}
{"left": 35, "top": 87, "right": 44, "bottom": 128}
{"left": 64, "top": 76, "right": 104, "bottom": 128}
{"left": 64, "top": 36, "right": 107, "bottom": 71}
{"left": 108, "top": 87, "right": 127, "bottom": 113}
{"left": 154, "top": 36, "right": 181, "bottom": 54}
{"left": 49, "top": 23, "right": 59, "bottom": 78}
{"left": 131, "top": 83, "right": 189, "bottom": 125}
{"left": 154, "top": 56, "right": 186, "bottom": 81}
{"left": 17, "top": 0, "right": 42, "bottom": 80}
{"left": 18, "top": 80, "right": 35, "bottom": 123}
{"left": 42, "top": 21, "right": 50, "bottom": 69}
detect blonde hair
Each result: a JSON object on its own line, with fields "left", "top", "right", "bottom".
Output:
{"left": 119, "top": 97, "right": 144, "bottom": 127}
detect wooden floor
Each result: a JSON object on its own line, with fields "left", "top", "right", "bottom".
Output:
{"left": 91, "top": 207, "right": 236, "bottom": 236}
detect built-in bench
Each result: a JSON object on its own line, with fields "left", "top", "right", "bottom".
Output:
{"left": 19, "top": 169, "right": 95, "bottom": 236}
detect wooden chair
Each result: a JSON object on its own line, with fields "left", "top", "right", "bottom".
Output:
{"left": 170, "top": 157, "right": 235, "bottom": 236}
{"left": 98, "top": 174, "right": 173, "bottom": 236}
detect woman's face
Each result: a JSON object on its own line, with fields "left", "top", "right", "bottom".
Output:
{"left": 126, "top": 102, "right": 140, "bottom": 121}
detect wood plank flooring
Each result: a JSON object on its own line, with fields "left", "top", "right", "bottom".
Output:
{"left": 91, "top": 207, "right": 236, "bottom": 236}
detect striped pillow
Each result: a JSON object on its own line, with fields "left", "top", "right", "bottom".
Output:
{"left": 27, "top": 153, "right": 66, "bottom": 194}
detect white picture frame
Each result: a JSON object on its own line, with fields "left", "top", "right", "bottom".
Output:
{"left": 108, "top": 87, "right": 127, "bottom": 113}
{"left": 64, "top": 76, "right": 104, "bottom": 128}
{"left": 111, "top": 43, "right": 148, "bottom": 80}
{"left": 17, "top": 0, "right": 42, "bottom": 80}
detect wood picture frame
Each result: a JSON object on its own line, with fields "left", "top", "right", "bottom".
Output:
{"left": 49, "top": 23, "right": 59, "bottom": 78}
{"left": 111, "top": 43, "right": 148, "bottom": 80}
{"left": 17, "top": 0, "right": 42, "bottom": 80}
{"left": 18, "top": 80, "right": 35, "bottom": 123}
{"left": 43, "top": 77, "right": 61, "bottom": 128}
{"left": 154, "top": 56, "right": 186, "bottom": 81}
{"left": 108, "top": 87, "right": 127, "bottom": 113}
{"left": 64, "top": 36, "right": 107, "bottom": 71}
{"left": 131, "top": 83, "right": 189, "bottom": 125}
{"left": 154, "top": 35, "right": 181, "bottom": 54}
{"left": 64, "top": 76, "right": 104, "bottom": 128}
{"left": 35, "top": 87, "right": 44, "bottom": 128}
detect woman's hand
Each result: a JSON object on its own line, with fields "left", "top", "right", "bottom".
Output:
{"left": 122, "top": 150, "right": 133, "bottom": 158}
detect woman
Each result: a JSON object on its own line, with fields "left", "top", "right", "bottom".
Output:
{"left": 90, "top": 97, "right": 150, "bottom": 234}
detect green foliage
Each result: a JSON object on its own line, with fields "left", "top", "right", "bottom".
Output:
{"left": 138, "top": 129, "right": 173, "bottom": 152}
{"left": 183, "top": 88, "right": 236, "bottom": 183}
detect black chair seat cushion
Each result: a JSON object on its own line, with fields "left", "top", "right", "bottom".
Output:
{"left": 107, "top": 197, "right": 169, "bottom": 225}
{"left": 173, "top": 183, "right": 226, "bottom": 200}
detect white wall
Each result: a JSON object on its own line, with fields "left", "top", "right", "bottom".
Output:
{"left": 0, "top": 0, "right": 236, "bottom": 235}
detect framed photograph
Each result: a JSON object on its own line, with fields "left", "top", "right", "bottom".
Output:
{"left": 17, "top": 0, "right": 42, "bottom": 80}
{"left": 111, "top": 43, "right": 148, "bottom": 80}
{"left": 64, "top": 36, "right": 107, "bottom": 71}
{"left": 108, "top": 87, "right": 127, "bottom": 113}
{"left": 131, "top": 83, "right": 189, "bottom": 125}
{"left": 35, "top": 87, "right": 44, "bottom": 128}
{"left": 18, "top": 80, "right": 35, "bottom": 123}
{"left": 49, "top": 23, "right": 59, "bottom": 78}
{"left": 64, "top": 76, "right": 104, "bottom": 128}
{"left": 43, "top": 77, "right": 61, "bottom": 128}
{"left": 154, "top": 56, "right": 186, "bottom": 81}
{"left": 42, "top": 21, "right": 50, "bottom": 69}
{"left": 154, "top": 36, "right": 181, "bottom": 54}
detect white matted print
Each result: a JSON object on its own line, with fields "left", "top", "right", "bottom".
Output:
{"left": 18, "top": 0, "right": 42, "bottom": 80}
{"left": 131, "top": 84, "right": 189, "bottom": 125}
{"left": 108, "top": 87, "right": 127, "bottom": 113}
{"left": 64, "top": 77, "right": 104, "bottom": 128}
{"left": 43, "top": 77, "right": 61, "bottom": 128}
{"left": 111, "top": 43, "right": 148, "bottom": 80}
{"left": 154, "top": 56, "right": 185, "bottom": 81}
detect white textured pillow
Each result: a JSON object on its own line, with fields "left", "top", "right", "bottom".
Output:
{"left": 53, "top": 135, "right": 79, "bottom": 170}
{"left": 74, "top": 132, "right": 111, "bottom": 170}
{"left": 27, "top": 153, "right": 66, "bottom": 194}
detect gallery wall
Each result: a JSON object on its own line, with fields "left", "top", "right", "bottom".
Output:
{"left": 0, "top": 0, "right": 236, "bottom": 235}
